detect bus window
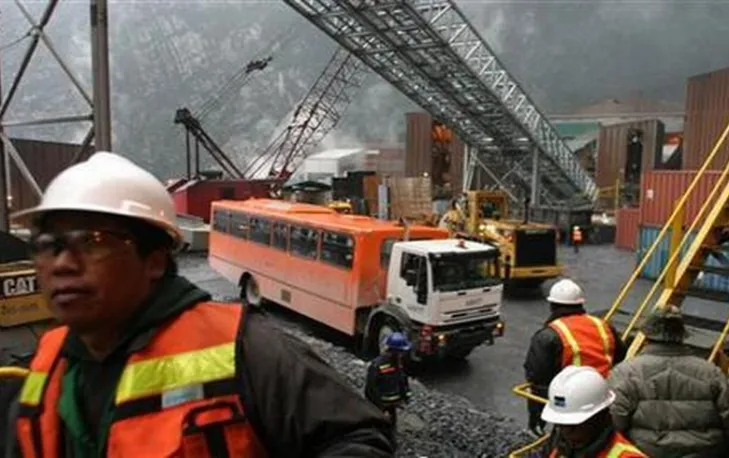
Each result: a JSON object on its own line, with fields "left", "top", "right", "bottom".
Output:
{"left": 250, "top": 218, "right": 271, "bottom": 245}
{"left": 321, "top": 231, "right": 354, "bottom": 269}
{"left": 212, "top": 209, "right": 229, "bottom": 233}
{"left": 272, "top": 222, "right": 288, "bottom": 251}
{"left": 290, "top": 226, "right": 319, "bottom": 259}
{"left": 230, "top": 212, "right": 248, "bottom": 239}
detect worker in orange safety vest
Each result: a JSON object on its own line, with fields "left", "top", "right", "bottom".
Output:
{"left": 523, "top": 279, "right": 626, "bottom": 436}
{"left": 571, "top": 225, "right": 583, "bottom": 253}
{"left": 3, "top": 152, "right": 394, "bottom": 457}
{"left": 542, "top": 365, "right": 646, "bottom": 457}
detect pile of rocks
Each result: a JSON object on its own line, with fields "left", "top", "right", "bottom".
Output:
{"left": 288, "top": 330, "right": 533, "bottom": 457}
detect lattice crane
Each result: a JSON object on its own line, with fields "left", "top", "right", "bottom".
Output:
{"left": 244, "top": 48, "right": 368, "bottom": 181}
{"left": 281, "top": 0, "right": 598, "bottom": 209}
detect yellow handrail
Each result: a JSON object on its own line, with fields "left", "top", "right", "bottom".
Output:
{"left": 512, "top": 382, "right": 548, "bottom": 404}
{"left": 623, "top": 132, "right": 729, "bottom": 357}
{"left": 604, "top": 118, "right": 729, "bottom": 324}
{"left": 508, "top": 433, "right": 550, "bottom": 458}
{"left": 0, "top": 366, "right": 29, "bottom": 378}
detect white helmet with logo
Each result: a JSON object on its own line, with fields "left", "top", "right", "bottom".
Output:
{"left": 547, "top": 278, "right": 585, "bottom": 305}
{"left": 11, "top": 152, "right": 182, "bottom": 248}
{"left": 541, "top": 365, "right": 615, "bottom": 425}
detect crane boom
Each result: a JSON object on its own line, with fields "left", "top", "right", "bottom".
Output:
{"left": 244, "top": 48, "right": 368, "bottom": 180}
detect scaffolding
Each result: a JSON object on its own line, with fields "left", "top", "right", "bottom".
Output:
{"left": 0, "top": 0, "right": 111, "bottom": 231}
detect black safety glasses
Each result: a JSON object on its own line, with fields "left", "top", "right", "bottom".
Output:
{"left": 29, "top": 230, "right": 136, "bottom": 264}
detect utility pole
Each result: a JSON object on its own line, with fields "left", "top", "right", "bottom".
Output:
{"left": 90, "top": 0, "right": 111, "bottom": 151}
{"left": 0, "top": 66, "right": 8, "bottom": 232}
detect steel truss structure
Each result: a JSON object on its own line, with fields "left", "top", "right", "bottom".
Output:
{"left": 0, "top": 0, "right": 110, "bottom": 230}
{"left": 281, "top": 0, "right": 597, "bottom": 209}
{"left": 244, "top": 48, "right": 368, "bottom": 180}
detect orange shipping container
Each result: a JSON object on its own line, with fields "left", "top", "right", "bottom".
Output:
{"left": 639, "top": 170, "right": 722, "bottom": 227}
{"left": 615, "top": 207, "right": 640, "bottom": 250}
{"left": 683, "top": 67, "right": 729, "bottom": 170}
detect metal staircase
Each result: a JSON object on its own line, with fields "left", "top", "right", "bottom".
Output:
{"left": 604, "top": 119, "right": 729, "bottom": 362}
{"left": 281, "top": 0, "right": 597, "bottom": 208}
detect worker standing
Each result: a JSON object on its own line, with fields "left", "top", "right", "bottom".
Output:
{"left": 523, "top": 279, "right": 626, "bottom": 436}
{"left": 3, "top": 152, "right": 394, "bottom": 457}
{"left": 542, "top": 365, "right": 646, "bottom": 457}
{"left": 609, "top": 306, "right": 729, "bottom": 457}
{"left": 571, "top": 225, "right": 583, "bottom": 253}
{"left": 365, "top": 332, "right": 413, "bottom": 429}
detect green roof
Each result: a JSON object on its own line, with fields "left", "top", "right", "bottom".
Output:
{"left": 553, "top": 121, "right": 601, "bottom": 139}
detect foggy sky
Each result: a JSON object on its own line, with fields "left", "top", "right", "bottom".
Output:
{"left": 1, "top": 0, "right": 728, "bottom": 176}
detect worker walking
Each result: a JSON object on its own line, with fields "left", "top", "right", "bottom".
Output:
{"left": 571, "top": 225, "right": 583, "bottom": 253}
{"left": 365, "top": 332, "right": 413, "bottom": 430}
{"left": 542, "top": 365, "right": 646, "bottom": 457}
{"left": 524, "top": 279, "right": 626, "bottom": 436}
{"left": 3, "top": 152, "right": 394, "bottom": 457}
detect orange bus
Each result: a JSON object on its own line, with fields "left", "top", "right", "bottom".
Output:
{"left": 209, "top": 198, "right": 504, "bottom": 359}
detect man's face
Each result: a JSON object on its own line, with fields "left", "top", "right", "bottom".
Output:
{"left": 31, "top": 211, "right": 166, "bottom": 333}
{"left": 558, "top": 423, "right": 594, "bottom": 448}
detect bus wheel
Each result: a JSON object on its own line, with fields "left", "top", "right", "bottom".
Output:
{"left": 242, "top": 275, "right": 262, "bottom": 307}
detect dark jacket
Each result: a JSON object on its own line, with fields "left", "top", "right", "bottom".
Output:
{"left": 524, "top": 306, "right": 626, "bottom": 418}
{"left": 364, "top": 353, "right": 411, "bottom": 410}
{"left": 3, "top": 275, "right": 395, "bottom": 457}
{"left": 609, "top": 342, "right": 729, "bottom": 458}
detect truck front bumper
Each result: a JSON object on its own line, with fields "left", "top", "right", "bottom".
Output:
{"left": 411, "top": 318, "right": 505, "bottom": 359}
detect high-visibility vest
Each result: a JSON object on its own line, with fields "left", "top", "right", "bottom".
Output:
{"left": 549, "top": 431, "right": 647, "bottom": 457}
{"left": 548, "top": 314, "right": 616, "bottom": 377}
{"left": 16, "top": 302, "right": 266, "bottom": 458}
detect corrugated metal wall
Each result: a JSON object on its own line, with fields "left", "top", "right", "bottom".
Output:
{"left": 639, "top": 170, "right": 722, "bottom": 227}
{"left": 596, "top": 119, "right": 665, "bottom": 188}
{"left": 405, "top": 112, "right": 464, "bottom": 193}
{"left": 683, "top": 67, "right": 729, "bottom": 170}
{"left": 636, "top": 225, "right": 729, "bottom": 293}
{"left": 615, "top": 207, "right": 640, "bottom": 250}
{"left": 7, "top": 138, "right": 90, "bottom": 213}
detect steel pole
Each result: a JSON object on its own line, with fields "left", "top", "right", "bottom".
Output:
{"left": 90, "top": 0, "right": 112, "bottom": 151}
{"left": 0, "top": 64, "right": 7, "bottom": 232}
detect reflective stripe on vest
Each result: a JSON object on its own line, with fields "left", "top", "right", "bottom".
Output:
{"left": 16, "top": 302, "right": 267, "bottom": 458}
{"left": 605, "top": 442, "right": 646, "bottom": 457}
{"left": 549, "top": 314, "right": 615, "bottom": 377}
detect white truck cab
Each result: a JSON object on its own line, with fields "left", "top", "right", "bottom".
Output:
{"left": 375, "top": 238, "right": 504, "bottom": 360}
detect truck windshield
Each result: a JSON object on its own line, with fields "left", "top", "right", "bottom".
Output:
{"left": 431, "top": 252, "right": 500, "bottom": 292}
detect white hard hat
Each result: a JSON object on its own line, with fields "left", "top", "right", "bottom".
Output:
{"left": 541, "top": 365, "right": 615, "bottom": 425}
{"left": 547, "top": 279, "right": 585, "bottom": 305}
{"left": 11, "top": 152, "right": 182, "bottom": 248}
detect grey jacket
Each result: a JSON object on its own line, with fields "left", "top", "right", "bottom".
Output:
{"left": 608, "top": 342, "right": 729, "bottom": 458}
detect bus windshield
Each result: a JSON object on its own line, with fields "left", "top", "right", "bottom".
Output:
{"left": 431, "top": 251, "right": 500, "bottom": 292}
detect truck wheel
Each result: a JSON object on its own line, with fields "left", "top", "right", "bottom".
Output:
{"left": 241, "top": 275, "right": 263, "bottom": 308}
{"left": 375, "top": 318, "right": 400, "bottom": 355}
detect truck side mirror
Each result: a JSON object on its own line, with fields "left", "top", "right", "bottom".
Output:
{"left": 404, "top": 269, "right": 417, "bottom": 286}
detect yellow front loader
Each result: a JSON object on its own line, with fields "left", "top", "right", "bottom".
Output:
{"left": 452, "top": 191, "right": 562, "bottom": 287}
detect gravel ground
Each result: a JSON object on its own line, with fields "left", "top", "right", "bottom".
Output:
{"left": 281, "top": 326, "right": 534, "bottom": 457}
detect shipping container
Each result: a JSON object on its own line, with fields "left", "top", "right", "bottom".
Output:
{"left": 615, "top": 207, "right": 640, "bottom": 250}
{"left": 172, "top": 179, "right": 275, "bottom": 223}
{"left": 405, "top": 112, "right": 464, "bottom": 194}
{"left": 7, "top": 138, "right": 93, "bottom": 213}
{"left": 596, "top": 119, "right": 665, "bottom": 189}
{"left": 636, "top": 225, "right": 729, "bottom": 294}
{"left": 683, "top": 67, "right": 729, "bottom": 170}
{"left": 639, "top": 170, "right": 722, "bottom": 227}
